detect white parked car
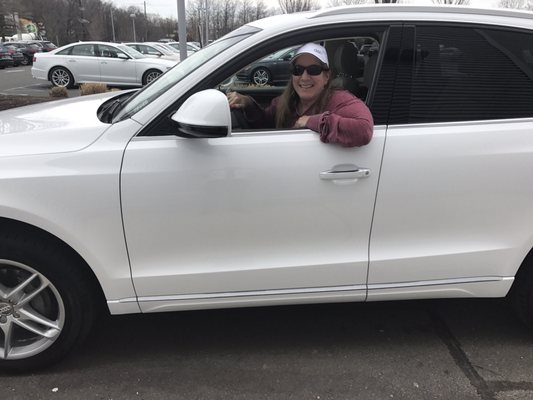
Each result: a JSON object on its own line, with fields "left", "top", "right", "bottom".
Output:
{"left": 31, "top": 41, "right": 177, "bottom": 88}
{"left": 3, "top": 5, "right": 533, "bottom": 371}
{"left": 166, "top": 41, "right": 200, "bottom": 57}
{"left": 124, "top": 42, "right": 181, "bottom": 62}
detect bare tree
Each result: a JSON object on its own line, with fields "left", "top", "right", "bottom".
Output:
{"left": 431, "top": 0, "right": 470, "bottom": 4}
{"left": 329, "top": 0, "right": 367, "bottom": 6}
{"left": 254, "top": 0, "right": 270, "bottom": 20}
{"left": 214, "top": 0, "right": 238, "bottom": 37}
{"left": 278, "top": 0, "right": 320, "bottom": 13}
{"left": 498, "top": 0, "right": 525, "bottom": 7}
{"left": 238, "top": 0, "right": 254, "bottom": 25}
{"left": 2, "top": 0, "right": 283, "bottom": 45}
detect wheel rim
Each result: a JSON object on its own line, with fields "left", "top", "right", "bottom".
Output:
{"left": 0, "top": 260, "right": 65, "bottom": 360}
{"left": 51, "top": 69, "right": 70, "bottom": 87}
{"left": 145, "top": 71, "right": 161, "bottom": 84}
{"left": 252, "top": 69, "right": 269, "bottom": 86}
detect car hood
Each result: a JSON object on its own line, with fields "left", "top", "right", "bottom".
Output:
{"left": 0, "top": 92, "right": 117, "bottom": 157}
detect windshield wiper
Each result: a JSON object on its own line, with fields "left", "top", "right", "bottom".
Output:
{"left": 106, "top": 100, "right": 122, "bottom": 121}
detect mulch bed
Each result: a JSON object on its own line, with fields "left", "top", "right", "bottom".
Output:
{"left": 0, "top": 95, "right": 58, "bottom": 111}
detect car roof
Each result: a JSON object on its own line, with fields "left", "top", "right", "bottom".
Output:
{"left": 312, "top": 4, "right": 533, "bottom": 19}
{"left": 60, "top": 41, "right": 135, "bottom": 49}
{"left": 248, "top": 5, "right": 533, "bottom": 32}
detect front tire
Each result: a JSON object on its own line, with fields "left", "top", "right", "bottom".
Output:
{"left": 50, "top": 67, "right": 74, "bottom": 88}
{"left": 142, "top": 69, "right": 162, "bottom": 85}
{"left": 0, "top": 231, "right": 96, "bottom": 372}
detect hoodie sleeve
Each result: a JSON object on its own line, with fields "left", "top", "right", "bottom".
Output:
{"left": 306, "top": 91, "right": 374, "bottom": 147}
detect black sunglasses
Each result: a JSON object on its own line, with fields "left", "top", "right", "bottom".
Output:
{"left": 290, "top": 64, "right": 328, "bottom": 76}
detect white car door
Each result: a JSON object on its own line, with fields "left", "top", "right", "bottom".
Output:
{"left": 64, "top": 43, "right": 100, "bottom": 82}
{"left": 97, "top": 44, "right": 137, "bottom": 85}
{"left": 368, "top": 24, "right": 533, "bottom": 300}
{"left": 120, "top": 125, "right": 385, "bottom": 310}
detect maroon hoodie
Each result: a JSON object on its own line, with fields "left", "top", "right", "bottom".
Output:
{"left": 244, "top": 89, "right": 374, "bottom": 147}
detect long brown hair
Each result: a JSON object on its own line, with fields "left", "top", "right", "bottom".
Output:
{"left": 275, "top": 65, "right": 333, "bottom": 129}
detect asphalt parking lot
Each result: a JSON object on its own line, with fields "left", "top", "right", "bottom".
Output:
{"left": 1, "top": 299, "right": 533, "bottom": 400}
{"left": 0, "top": 65, "right": 80, "bottom": 98}
{"left": 2, "top": 65, "right": 533, "bottom": 400}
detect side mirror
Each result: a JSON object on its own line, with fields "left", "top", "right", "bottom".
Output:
{"left": 117, "top": 52, "right": 129, "bottom": 60}
{"left": 171, "top": 89, "right": 231, "bottom": 138}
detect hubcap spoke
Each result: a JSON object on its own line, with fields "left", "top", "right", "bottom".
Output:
{"left": 14, "top": 308, "right": 60, "bottom": 339}
{"left": 0, "top": 282, "right": 9, "bottom": 299}
{"left": 1, "top": 319, "right": 14, "bottom": 359}
{"left": 6, "top": 273, "right": 38, "bottom": 302}
{"left": 17, "top": 279, "right": 49, "bottom": 308}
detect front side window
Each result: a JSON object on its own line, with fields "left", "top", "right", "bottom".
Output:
{"left": 138, "top": 25, "right": 389, "bottom": 136}
{"left": 409, "top": 25, "right": 533, "bottom": 123}
{"left": 220, "top": 32, "right": 383, "bottom": 132}
{"left": 98, "top": 44, "right": 121, "bottom": 58}
{"left": 227, "top": 35, "right": 380, "bottom": 101}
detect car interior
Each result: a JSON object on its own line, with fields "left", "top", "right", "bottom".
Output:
{"left": 220, "top": 36, "right": 381, "bottom": 131}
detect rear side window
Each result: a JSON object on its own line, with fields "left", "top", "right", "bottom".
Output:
{"left": 408, "top": 26, "right": 533, "bottom": 123}
{"left": 58, "top": 44, "right": 95, "bottom": 57}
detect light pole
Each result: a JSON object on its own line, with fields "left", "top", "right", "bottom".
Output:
{"left": 130, "top": 14, "right": 136, "bottom": 42}
{"left": 110, "top": 8, "right": 116, "bottom": 42}
{"left": 176, "top": 0, "right": 187, "bottom": 60}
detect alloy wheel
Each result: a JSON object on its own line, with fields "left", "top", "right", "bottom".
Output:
{"left": 0, "top": 260, "right": 65, "bottom": 360}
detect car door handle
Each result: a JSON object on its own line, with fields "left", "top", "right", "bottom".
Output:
{"left": 320, "top": 164, "right": 371, "bottom": 180}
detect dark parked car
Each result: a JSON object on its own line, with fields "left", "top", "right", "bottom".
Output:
{"left": 0, "top": 44, "right": 14, "bottom": 69}
{"left": 236, "top": 46, "right": 298, "bottom": 86}
{"left": 7, "top": 42, "right": 42, "bottom": 65}
{"left": 28, "top": 40, "right": 57, "bottom": 52}
{"left": 2, "top": 44, "right": 24, "bottom": 66}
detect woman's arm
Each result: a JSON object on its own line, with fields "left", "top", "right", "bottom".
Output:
{"left": 305, "top": 91, "right": 374, "bottom": 147}
{"left": 227, "top": 91, "right": 277, "bottom": 129}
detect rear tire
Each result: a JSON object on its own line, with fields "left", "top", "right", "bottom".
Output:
{"left": 508, "top": 251, "right": 533, "bottom": 329}
{"left": 0, "top": 231, "right": 96, "bottom": 373}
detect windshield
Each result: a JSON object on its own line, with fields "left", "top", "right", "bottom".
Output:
{"left": 153, "top": 43, "right": 175, "bottom": 54}
{"left": 114, "top": 26, "right": 260, "bottom": 122}
{"left": 118, "top": 44, "right": 144, "bottom": 59}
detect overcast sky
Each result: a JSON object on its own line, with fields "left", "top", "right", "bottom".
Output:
{"left": 110, "top": 0, "right": 501, "bottom": 20}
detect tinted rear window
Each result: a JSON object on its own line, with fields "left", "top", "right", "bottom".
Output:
{"left": 408, "top": 26, "right": 533, "bottom": 123}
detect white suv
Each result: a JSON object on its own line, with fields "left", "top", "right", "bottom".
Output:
{"left": 2, "top": 5, "right": 533, "bottom": 371}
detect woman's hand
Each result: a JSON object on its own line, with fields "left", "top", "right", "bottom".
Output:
{"left": 227, "top": 92, "right": 252, "bottom": 109}
{"left": 294, "top": 116, "right": 310, "bottom": 129}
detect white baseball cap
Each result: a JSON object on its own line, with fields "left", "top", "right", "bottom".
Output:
{"left": 292, "top": 43, "right": 329, "bottom": 67}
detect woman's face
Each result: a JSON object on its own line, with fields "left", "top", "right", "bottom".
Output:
{"left": 291, "top": 53, "right": 330, "bottom": 105}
